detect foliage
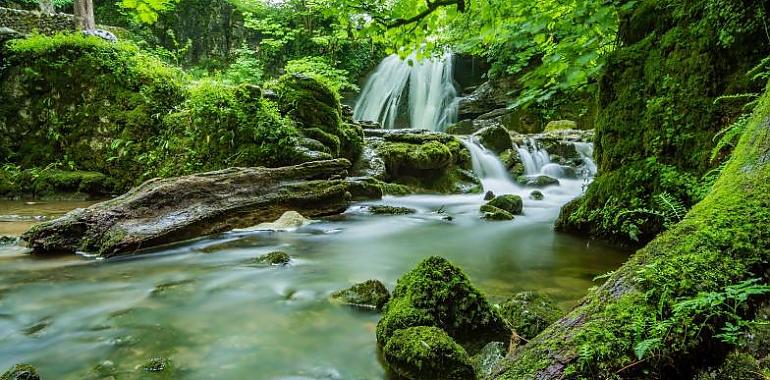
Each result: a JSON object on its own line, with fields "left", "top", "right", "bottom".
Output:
{"left": 221, "top": 45, "right": 264, "bottom": 85}
{"left": 284, "top": 56, "right": 357, "bottom": 93}
{"left": 120, "top": 0, "right": 181, "bottom": 24}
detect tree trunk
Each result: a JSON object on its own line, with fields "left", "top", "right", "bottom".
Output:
{"left": 73, "top": 0, "right": 95, "bottom": 30}
{"left": 492, "top": 84, "right": 770, "bottom": 378}
{"left": 38, "top": 0, "right": 54, "bottom": 14}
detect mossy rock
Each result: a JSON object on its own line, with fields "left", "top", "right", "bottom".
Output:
{"left": 0, "top": 236, "right": 18, "bottom": 245}
{"left": 446, "top": 119, "right": 477, "bottom": 135}
{"left": 499, "top": 149, "right": 525, "bottom": 177}
{"left": 376, "top": 256, "right": 510, "bottom": 352}
{"left": 529, "top": 190, "right": 544, "bottom": 201}
{"left": 330, "top": 279, "right": 390, "bottom": 311}
{"left": 383, "top": 326, "right": 476, "bottom": 380}
{"left": 0, "top": 364, "right": 40, "bottom": 380}
{"left": 544, "top": 120, "right": 577, "bottom": 132}
{"left": 499, "top": 291, "right": 563, "bottom": 340}
{"left": 473, "top": 125, "right": 512, "bottom": 154}
{"left": 254, "top": 251, "right": 291, "bottom": 266}
{"left": 485, "top": 194, "right": 523, "bottom": 215}
{"left": 142, "top": 357, "right": 172, "bottom": 372}
{"left": 378, "top": 141, "right": 453, "bottom": 173}
{"left": 367, "top": 205, "right": 416, "bottom": 215}
{"left": 516, "top": 175, "right": 560, "bottom": 188}
{"left": 480, "top": 205, "right": 514, "bottom": 221}
{"left": 693, "top": 351, "right": 765, "bottom": 380}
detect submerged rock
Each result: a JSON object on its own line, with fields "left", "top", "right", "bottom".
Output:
{"left": 142, "top": 357, "right": 171, "bottom": 372}
{"left": 383, "top": 326, "right": 475, "bottom": 380}
{"left": 22, "top": 160, "right": 356, "bottom": 258}
{"left": 480, "top": 205, "right": 514, "bottom": 221}
{"left": 330, "top": 280, "right": 390, "bottom": 311}
{"left": 529, "top": 190, "right": 545, "bottom": 201}
{"left": 234, "top": 211, "right": 312, "bottom": 232}
{"left": 254, "top": 251, "right": 291, "bottom": 266}
{"left": 377, "top": 256, "right": 510, "bottom": 352}
{"left": 516, "top": 175, "right": 560, "bottom": 188}
{"left": 0, "top": 364, "right": 40, "bottom": 380}
{"left": 367, "top": 205, "right": 416, "bottom": 215}
{"left": 485, "top": 194, "right": 523, "bottom": 215}
{"left": 499, "top": 291, "right": 562, "bottom": 340}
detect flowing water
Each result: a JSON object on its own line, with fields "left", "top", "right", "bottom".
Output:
{"left": 0, "top": 140, "right": 630, "bottom": 379}
{"left": 353, "top": 52, "right": 458, "bottom": 131}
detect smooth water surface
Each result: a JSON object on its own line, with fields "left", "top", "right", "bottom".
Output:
{"left": 0, "top": 188, "right": 629, "bottom": 379}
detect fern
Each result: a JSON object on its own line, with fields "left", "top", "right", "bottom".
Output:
{"left": 711, "top": 113, "right": 751, "bottom": 161}
{"left": 653, "top": 192, "right": 687, "bottom": 227}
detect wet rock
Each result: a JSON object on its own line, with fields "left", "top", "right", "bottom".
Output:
{"left": 377, "top": 256, "right": 510, "bottom": 352}
{"left": 499, "top": 149, "right": 526, "bottom": 178}
{"left": 22, "top": 160, "right": 355, "bottom": 258}
{"left": 234, "top": 211, "right": 312, "bottom": 232}
{"left": 485, "top": 194, "right": 523, "bottom": 215}
{"left": 517, "top": 175, "right": 560, "bottom": 188}
{"left": 480, "top": 205, "right": 514, "bottom": 221}
{"left": 346, "top": 177, "right": 384, "bottom": 200}
{"left": 538, "top": 139, "right": 580, "bottom": 161}
{"left": 484, "top": 191, "right": 495, "bottom": 201}
{"left": 473, "top": 125, "right": 512, "bottom": 154}
{"left": 446, "top": 120, "right": 477, "bottom": 135}
{"left": 472, "top": 341, "right": 506, "bottom": 379}
{"left": 330, "top": 279, "right": 390, "bottom": 311}
{"left": 529, "top": 190, "right": 544, "bottom": 201}
{"left": 254, "top": 251, "right": 291, "bottom": 266}
{"left": 1, "top": 364, "right": 40, "bottom": 380}
{"left": 367, "top": 205, "right": 416, "bottom": 215}
{"left": 544, "top": 120, "right": 578, "bottom": 131}
{"left": 142, "top": 357, "right": 171, "bottom": 372}
{"left": 0, "top": 236, "right": 18, "bottom": 246}
{"left": 499, "top": 291, "right": 563, "bottom": 340}
{"left": 383, "top": 326, "right": 475, "bottom": 380}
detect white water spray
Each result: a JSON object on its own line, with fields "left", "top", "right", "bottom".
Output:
{"left": 353, "top": 52, "right": 458, "bottom": 131}
{"left": 516, "top": 139, "right": 551, "bottom": 175}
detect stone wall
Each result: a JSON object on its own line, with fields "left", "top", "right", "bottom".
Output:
{"left": 0, "top": 7, "right": 75, "bottom": 35}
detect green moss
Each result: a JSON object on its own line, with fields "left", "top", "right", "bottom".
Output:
{"left": 516, "top": 175, "right": 560, "bottom": 188}
{"left": 1, "top": 364, "right": 40, "bottom": 380}
{"left": 529, "top": 191, "right": 544, "bottom": 201}
{"left": 474, "top": 125, "right": 512, "bottom": 153}
{"left": 694, "top": 352, "right": 765, "bottom": 380}
{"left": 367, "top": 205, "right": 416, "bottom": 215}
{"left": 253, "top": 251, "right": 291, "bottom": 266}
{"left": 376, "top": 256, "right": 510, "bottom": 353}
{"left": 499, "top": 149, "right": 525, "bottom": 178}
{"left": 480, "top": 205, "right": 514, "bottom": 221}
{"left": 485, "top": 194, "right": 523, "bottom": 215}
{"left": 383, "top": 326, "right": 476, "bottom": 380}
{"left": 330, "top": 279, "right": 391, "bottom": 311}
{"left": 499, "top": 292, "right": 562, "bottom": 340}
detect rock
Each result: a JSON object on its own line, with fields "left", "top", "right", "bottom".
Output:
{"left": 485, "top": 194, "right": 523, "bottom": 215}
{"left": 345, "top": 177, "right": 384, "bottom": 200}
{"left": 254, "top": 251, "right": 291, "bottom": 266}
{"left": 376, "top": 256, "right": 510, "bottom": 352}
{"left": 0, "top": 236, "right": 18, "bottom": 246}
{"left": 367, "top": 205, "right": 416, "bottom": 215}
{"left": 499, "top": 291, "right": 562, "bottom": 340}
{"left": 142, "top": 357, "right": 171, "bottom": 372}
{"left": 330, "top": 279, "right": 390, "bottom": 311}
{"left": 457, "top": 77, "right": 518, "bottom": 119}
{"left": 472, "top": 341, "right": 506, "bottom": 379}
{"left": 473, "top": 125, "right": 512, "bottom": 154}
{"left": 22, "top": 160, "right": 356, "bottom": 258}
{"left": 1, "top": 364, "right": 40, "bottom": 380}
{"left": 529, "top": 190, "right": 544, "bottom": 201}
{"left": 538, "top": 139, "right": 581, "bottom": 161}
{"left": 480, "top": 205, "right": 514, "bottom": 221}
{"left": 235, "top": 211, "right": 312, "bottom": 232}
{"left": 383, "top": 326, "right": 475, "bottom": 380}
{"left": 517, "top": 175, "right": 560, "bottom": 188}
{"left": 484, "top": 191, "right": 495, "bottom": 201}
{"left": 544, "top": 120, "right": 578, "bottom": 131}
{"left": 499, "top": 149, "right": 526, "bottom": 177}
{"left": 446, "top": 120, "right": 477, "bottom": 135}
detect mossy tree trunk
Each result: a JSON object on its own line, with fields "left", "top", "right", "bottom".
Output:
{"left": 493, "top": 85, "right": 770, "bottom": 378}
{"left": 73, "top": 0, "right": 95, "bottom": 29}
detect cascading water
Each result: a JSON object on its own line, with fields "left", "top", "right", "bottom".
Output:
{"left": 516, "top": 139, "right": 552, "bottom": 175}
{"left": 461, "top": 138, "right": 517, "bottom": 194}
{"left": 353, "top": 52, "right": 458, "bottom": 131}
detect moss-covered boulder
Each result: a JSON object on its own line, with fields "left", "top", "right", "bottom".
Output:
{"left": 485, "top": 194, "right": 523, "bottom": 215}
{"left": 376, "top": 256, "right": 510, "bottom": 352}
{"left": 517, "top": 175, "right": 559, "bottom": 188}
{"left": 447, "top": 119, "right": 477, "bottom": 135}
{"left": 499, "top": 149, "right": 526, "bottom": 178}
{"left": 367, "top": 205, "right": 416, "bottom": 215}
{"left": 330, "top": 279, "right": 390, "bottom": 311}
{"left": 0, "top": 364, "right": 40, "bottom": 380}
{"left": 473, "top": 125, "right": 512, "bottom": 154}
{"left": 383, "top": 326, "right": 476, "bottom": 380}
{"left": 499, "top": 291, "right": 563, "bottom": 340}
{"left": 529, "top": 190, "right": 544, "bottom": 201}
{"left": 274, "top": 74, "right": 364, "bottom": 163}
{"left": 544, "top": 120, "right": 577, "bottom": 132}
{"left": 480, "top": 205, "right": 514, "bottom": 221}
{"left": 254, "top": 251, "right": 291, "bottom": 266}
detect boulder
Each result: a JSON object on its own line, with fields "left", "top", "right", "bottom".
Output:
{"left": 376, "top": 256, "right": 510, "bottom": 352}
{"left": 446, "top": 120, "right": 477, "bottom": 135}
{"left": 484, "top": 191, "right": 495, "bottom": 201}
{"left": 0, "top": 364, "right": 39, "bottom": 380}
{"left": 517, "top": 175, "right": 560, "bottom": 188}
{"left": 499, "top": 149, "right": 526, "bottom": 178}
{"left": 480, "top": 205, "right": 514, "bottom": 221}
{"left": 485, "top": 194, "right": 523, "bottom": 215}
{"left": 544, "top": 120, "right": 578, "bottom": 131}
{"left": 234, "top": 211, "right": 312, "bottom": 232}
{"left": 330, "top": 279, "right": 390, "bottom": 311}
{"left": 253, "top": 251, "right": 291, "bottom": 266}
{"left": 499, "top": 291, "right": 563, "bottom": 340}
{"left": 529, "top": 190, "right": 544, "bottom": 201}
{"left": 22, "top": 159, "right": 359, "bottom": 258}
{"left": 367, "top": 205, "right": 416, "bottom": 215}
{"left": 473, "top": 126, "right": 512, "bottom": 154}
{"left": 383, "top": 326, "right": 475, "bottom": 380}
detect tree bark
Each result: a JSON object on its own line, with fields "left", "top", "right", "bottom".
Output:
{"left": 73, "top": 0, "right": 95, "bottom": 30}
{"left": 492, "top": 85, "right": 770, "bottom": 378}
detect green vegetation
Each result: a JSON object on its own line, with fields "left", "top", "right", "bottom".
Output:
{"left": 383, "top": 326, "right": 475, "bottom": 380}
{"left": 499, "top": 291, "right": 562, "bottom": 340}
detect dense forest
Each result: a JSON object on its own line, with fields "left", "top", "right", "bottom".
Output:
{"left": 1, "top": 0, "right": 770, "bottom": 379}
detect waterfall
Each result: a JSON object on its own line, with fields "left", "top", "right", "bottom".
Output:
{"left": 574, "top": 142, "right": 597, "bottom": 177}
{"left": 460, "top": 138, "right": 518, "bottom": 194}
{"left": 516, "top": 139, "right": 551, "bottom": 175}
{"left": 353, "top": 52, "right": 458, "bottom": 131}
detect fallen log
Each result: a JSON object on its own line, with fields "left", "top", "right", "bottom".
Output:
{"left": 22, "top": 159, "right": 362, "bottom": 258}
